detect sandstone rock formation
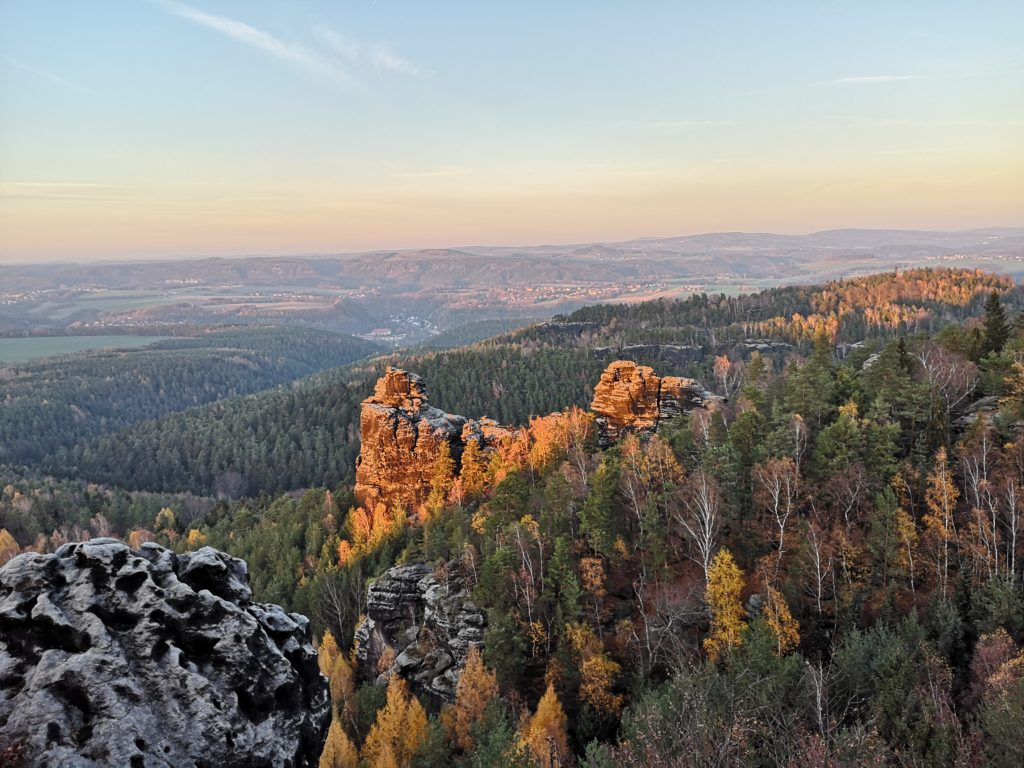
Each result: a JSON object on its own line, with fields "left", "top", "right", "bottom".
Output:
{"left": 590, "top": 360, "right": 720, "bottom": 446}
{"left": 354, "top": 367, "right": 511, "bottom": 514}
{"left": 354, "top": 563, "right": 484, "bottom": 703}
{"left": 0, "top": 539, "right": 330, "bottom": 768}
{"left": 354, "top": 367, "right": 466, "bottom": 513}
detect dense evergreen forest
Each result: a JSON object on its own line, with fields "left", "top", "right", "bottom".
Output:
{"left": 0, "top": 327, "right": 381, "bottom": 463}
{"left": 3, "top": 268, "right": 1024, "bottom": 766}
{"left": 39, "top": 268, "right": 1024, "bottom": 499}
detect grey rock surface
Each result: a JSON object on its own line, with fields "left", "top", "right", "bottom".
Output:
{"left": 354, "top": 563, "right": 484, "bottom": 702}
{"left": 0, "top": 539, "right": 330, "bottom": 767}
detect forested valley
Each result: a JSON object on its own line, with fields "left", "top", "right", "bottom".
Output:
{"left": 3, "top": 268, "right": 1024, "bottom": 766}
{"left": 0, "top": 327, "right": 381, "bottom": 463}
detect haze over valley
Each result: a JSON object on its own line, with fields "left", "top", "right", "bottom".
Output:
{"left": 4, "top": 227, "right": 1023, "bottom": 345}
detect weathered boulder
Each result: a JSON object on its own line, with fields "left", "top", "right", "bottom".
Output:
{"left": 0, "top": 539, "right": 330, "bottom": 768}
{"left": 354, "top": 563, "right": 484, "bottom": 703}
{"left": 590, "top": 360, "right": 720, "bottom": 446}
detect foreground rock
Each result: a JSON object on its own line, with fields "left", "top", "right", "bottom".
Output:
{"left": 0, "top": 539, "right": 330, "bottom": 768}
{"left": 590, "top": 360, "right": 721, "bottom": 446}
{"left": 354, "top": 563, "right": 484, "bottom": 703}
{"left": 354, "top": 368, "right": 512, "bottom": 514}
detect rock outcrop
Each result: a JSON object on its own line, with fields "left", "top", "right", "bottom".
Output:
{"left": 354, "top": 368, "right": 467, "bottom": 513}
{"left": 354, "top": 563, "right": 484, "bottom": 703}
{"left": 590, "top": 360, "right": 720, "bottom": 446}
{"left": 354, "top": 368, "right": 512, "bottom": 514}
{"left": 0, "top": 539, "right": 330, "bottom": 768}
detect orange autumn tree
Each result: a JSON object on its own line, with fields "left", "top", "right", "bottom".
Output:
{"left": 442, "top": 646, "right": 499, "bottom": 752}
{"left": 318, "top": 630, "right": 340, "bottom": 678}
{"left": 318, "top": 719, "right": 358, "bottom": 768}
{"left": 424, "top": 440, "right": 455, "bottom": 518}
{"left": 337, "top": 502, "right": 403, "bottom": 566}
{"left": 704, "top": 549, "right": 747, "bottom": 661}
{"left": 329, "top": 654, "right": 357, "bottom": 727}
{"left": 0, "top": 528, "right": 18, "bottom": 566}
{"left": 519, "top": 684, "right": 570, "bottom": 768}
{"left": 459, "top": 438, "right": 489, "bottom": 499}
{"left": 566, "top": 623, "right": 623, "bottom": 716}
{"left": 362, "top": 675, "right": 428, "bottom": 768}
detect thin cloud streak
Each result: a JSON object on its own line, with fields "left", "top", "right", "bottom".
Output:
{"left": 3, "top": 57, "right": 92, "bottom": 94}
{"left": 314, "top": 26, "right": 426, "bottom": 79}
{"left": 159, "top": 0, "right": 357, "bottom": 85}
{"left": 821, "top": 74, "right": 917, "bottom": 86}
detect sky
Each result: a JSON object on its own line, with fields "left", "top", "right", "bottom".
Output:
{"left": 1, "top": 1, "right": 1022, "bottom": 263}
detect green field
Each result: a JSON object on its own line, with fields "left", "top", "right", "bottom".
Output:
{"left": 0, "top": 336, "right": 169, "bottom": 364}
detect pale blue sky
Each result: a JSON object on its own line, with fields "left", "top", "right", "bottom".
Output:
{"left": 1, "top": 1, "right": 1022, "bottom": 261}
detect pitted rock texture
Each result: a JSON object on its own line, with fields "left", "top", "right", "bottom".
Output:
{"left": 354, "top": 564, "right": 484, "bottom": 703}
{"left": 590, "top": 360, "right": 720, "bottom": 446}
{"left": 354, "top": 367, "right": 511, "bottom": 514}
{"left": 0, "top": 539, "right": 330, "bottom": 768}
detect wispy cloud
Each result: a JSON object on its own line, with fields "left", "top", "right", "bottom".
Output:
{"left": 158, "top": 2, "right": 425, "bottom": 86}
{"left": 314, "top": 26, "right": 426, "bottom": 79}
{"left": 3, "top": 57, "right": 91, "bottom": 94}
{"left": 820, "top": 74, "right": 917, "bottom": 86}
{"left": 391, "top": 166, "right": 469, "bottom": 180}
{"left": 0, "top": 182, "right": 125, "bottom": 201}
{"left": 159, "top": 0, "right": 356, "bottom": 85}
{"left": 606, "top": 119, "right": 732, "bottom": 132}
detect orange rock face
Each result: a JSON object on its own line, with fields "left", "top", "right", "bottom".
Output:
{"left": 355, "top": 362, "right": 718, "bottom": 513}
{"left": 354, "top": 368, "right": 514, "bottom": 514}
{"left": 354, "top": 368, "right": 467, "bottom": 514}
{"left": 590, "top": 360, "right": 720, "bottom": 446}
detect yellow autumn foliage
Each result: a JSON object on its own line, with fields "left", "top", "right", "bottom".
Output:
{"left": 764, "top": 586, "right": 800, "bottom": 655}
{"left": 441, "top": 646, "right": 499, "bottom": 752}
{"left": 318, "top": 719, "right": 359, "bottom": 768}
{"left": 362, "top": 675, "right": 428, "bottom": 768}
{"left": 704, "top": 548, "right": 747, "bottom": 661}
{"left": 519, "top": 684, "right": 570, "bottom": 768}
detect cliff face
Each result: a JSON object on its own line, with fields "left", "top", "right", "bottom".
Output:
{"left": 355, "top": 362, "right": 718, "bottom": 513}
{"left": 0, "top": 539, "right": 329, "bottom": 768}
{"left": 354, "top": 368, "right": 467, "bottom": 514}
{"left": 354, "top": 563, "right": 484, "bottom": 703}
{"left": 590, "top": 360, "right": 721, "bottom": 446}
{"left": 354, "top": 368, "right": 512, "bottom": 514}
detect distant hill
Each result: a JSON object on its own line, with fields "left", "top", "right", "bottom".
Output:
{"left": 42, "top": 267, "right": 1021, "bottom": 497}
{"left": 3, "top": 228, "right": 1022, "bottom": 340}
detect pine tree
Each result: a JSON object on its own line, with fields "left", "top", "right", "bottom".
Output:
{"left": 519, "top": 684, "right": 570, "bottom": 768}
{"left": 983, "top": 291, "right": 1010, "bottom": 356}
